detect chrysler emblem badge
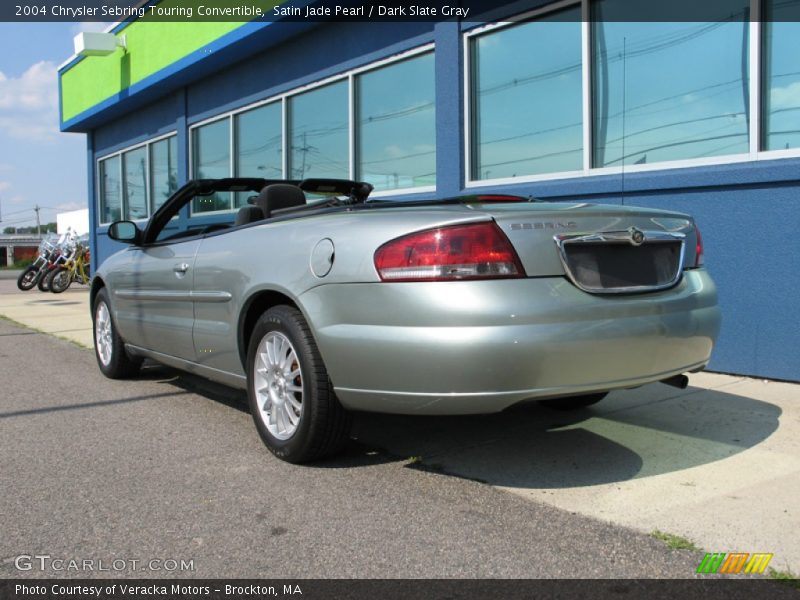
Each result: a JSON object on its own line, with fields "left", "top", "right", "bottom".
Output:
{"left": 629, "top": 227, "right": 646, "bottom": 246}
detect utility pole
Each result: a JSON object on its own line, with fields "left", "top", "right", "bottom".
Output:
{"left": 293, "top": 132, "right": 315, "bottom": 179}
{"left": 34, "top": 205, "right": 41, "bottom": 235}
{"left": 299, "top": 132, "right": 308, "bottom": 179}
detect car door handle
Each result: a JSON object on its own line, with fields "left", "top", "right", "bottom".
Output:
{"left": 174, "top": 263, "right": 190, "bottom": 274}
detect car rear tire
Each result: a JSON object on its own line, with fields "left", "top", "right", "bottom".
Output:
{"left": 539, "top": 392, "right": 608, "bottom": 410}
{"left": 247, "top": 305, "right": 351, "bottom": 463}
{"left": 92, "top": 288, "right": 142, "bottom": 379}
{"left": 17, "top": 266, "right": 40, "bottom": 291}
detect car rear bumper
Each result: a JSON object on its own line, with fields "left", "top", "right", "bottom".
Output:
{"left": 300, "top": 269, "right": 720, "bottom": 415}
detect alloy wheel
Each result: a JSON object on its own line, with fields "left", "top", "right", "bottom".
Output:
{"left": 253, "top": 331, "right": 304, "bottom": 440}
{"left": 95, "top": 301, "right": 113, "bottom": 366}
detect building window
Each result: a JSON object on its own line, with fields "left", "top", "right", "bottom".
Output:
{"left": 288, "top": 80, "right": 349, "bottom": 180}
{"left": 356, "top": 52, "right": 436, "bottom": 191}
{"left": 592, "top": 0, "right": 750, "bottom": 167}
{"left": 150, "top": 136, "right": 178, "bottom": 213}
{"left": 469, "top": 6, "right": 583, "bottom": 181}
{"left": 188, "top": 46, "right": 435, "bottom": 214}
{"left": 192, "top": 117, "right": 231, "bottom": 213}
{"left": 99, "top": 155, "right": 121, "bottom": 224}
{"left": 234, "top": 102, "right": 282, "bottom": 206}
{"left": 97, "top": 134, "right": 178, "bottom": 226}
{"left": 122, "top": 146, "right": 148, "bottom": 220}
{"left": 762, "top": 0, "right": 800, "bottom": 151}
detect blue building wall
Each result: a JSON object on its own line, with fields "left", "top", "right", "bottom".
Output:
{"left": 87, "top": 19, "right": 800, "bottom": 382}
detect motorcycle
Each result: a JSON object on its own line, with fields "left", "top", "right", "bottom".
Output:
{"left": 16, "top": 234, "right": 60, "bottom": 291}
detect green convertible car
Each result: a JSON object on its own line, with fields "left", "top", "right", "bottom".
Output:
{"left": 92, "top": 177, "right": 720, "bottom": 462}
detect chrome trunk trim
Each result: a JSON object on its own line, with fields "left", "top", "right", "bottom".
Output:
{"left": 554, "top": 229, "right": 686, "bottom": 294}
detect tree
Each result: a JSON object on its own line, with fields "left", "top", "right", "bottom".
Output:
{"left": 3, "top": 227, "right": 15, "bottom": 234}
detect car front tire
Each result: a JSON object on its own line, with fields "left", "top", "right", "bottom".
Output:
{"left": 247, "top": 305, "right": 351, "bottom": 463}
{"left": 92, "top": 288, "right": 142, "bottom": 379}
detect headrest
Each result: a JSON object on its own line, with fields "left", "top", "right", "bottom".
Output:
{"left": 234, "top": 205, "right": 265, "bottom": 227}
{"left": 254, "top": 184, "right": 306, "bottom": 219}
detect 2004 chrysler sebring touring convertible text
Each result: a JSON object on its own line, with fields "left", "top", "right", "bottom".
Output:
{"left": 92, "top": 178, "right": 720, "bottom": 462}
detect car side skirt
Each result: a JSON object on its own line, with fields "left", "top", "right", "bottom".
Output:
{"left": 125, "top": 344, "right": 248, "bottom": 390}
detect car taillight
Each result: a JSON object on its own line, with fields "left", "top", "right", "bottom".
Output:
{"left": 694, "top": 227, "right": 704, "bottom": 267}
{"left": 374, "top": 222, "right": 525, "bottom": 282}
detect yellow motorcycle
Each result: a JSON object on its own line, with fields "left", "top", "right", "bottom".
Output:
{"left": 47, "top": 243, "right": 91, "bottom": 294}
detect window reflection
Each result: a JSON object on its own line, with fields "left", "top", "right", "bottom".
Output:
{"left": 593, "top": 0, "right": 750, "bottom": 167}
{"left": 356, "top": 53, "right": 436, "bottom": 191}
{"left": 150, "top": 137, "right": 178, "bottom": 213}
{"left": 763, "top": 0, "right": 800, "bottom": 151}
{"left": 235, "top": 102, "right": 282, "bottom": 206}
{"left": 192, "top": 118, "right": 231, "bottom": 213}
{"left": 123, "top": 146, "right": 148, "bottom": 220}
{"left": 100, "top": 156, "right": 121, "bottom": 224}
{"left": 288, "top": 81, "right": 349, "bottom": 180}
{"left": 470, "top": 7, "right": 583, "bottom": 180}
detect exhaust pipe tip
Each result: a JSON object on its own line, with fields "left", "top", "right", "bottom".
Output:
{"left": 661, "top": 374, "right": 689, "bottom": 389}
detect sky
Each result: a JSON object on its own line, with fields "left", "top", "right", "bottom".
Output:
{"left": 0, "top": 22, "right": 109, "bottom": 230}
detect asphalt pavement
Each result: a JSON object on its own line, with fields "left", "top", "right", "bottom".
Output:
{"left": 1, "top": 279, "right": 797, "bottom": 583}
{"left": 1, "top": 316, "right": 713, "bottom": 579}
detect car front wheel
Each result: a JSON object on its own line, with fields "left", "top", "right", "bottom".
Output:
{"left": 247, "top": 305, "right": 351, "bottom": 463}
{"left": 93, "top": 288, "right": 142, "bottom": 379}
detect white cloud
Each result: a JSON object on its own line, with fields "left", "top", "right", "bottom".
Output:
{"left": 383, "top": 144, "right": 405, "bottom": 158}
{"left": 770, "top": 81, "right": 800, "bottom": 111}
{"left": 0, "top": 61, "right": 57, "bottom": 110}
{"left": 0, "top": 181, "right": 10, "bottom": 193}
{"left": 0, "top": 61, "right": 59, "bottom": 142}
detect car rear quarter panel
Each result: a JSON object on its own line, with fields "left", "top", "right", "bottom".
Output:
{"left": 300, "top": 270, "right": 720, "bottom": 414}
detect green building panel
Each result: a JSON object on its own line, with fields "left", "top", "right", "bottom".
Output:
{"left": 59, "top": 0, "right": 285, "bottom": 123}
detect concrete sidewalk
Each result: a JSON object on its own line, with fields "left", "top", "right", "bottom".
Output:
{"left": 0, "top": 279, "right": 92, "bottom": 348}
{"left": 1, "top": 278, "right": 798, "bottom": 574}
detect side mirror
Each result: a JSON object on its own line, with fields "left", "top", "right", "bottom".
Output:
{"left": 107, "top": 220, "right": 141, "bottom": 245}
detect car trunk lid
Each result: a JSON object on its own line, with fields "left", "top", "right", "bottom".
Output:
{"left": 470, "top": 202, "right": 695, "bottom": 290}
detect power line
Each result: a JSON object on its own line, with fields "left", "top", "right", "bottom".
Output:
{"left": 0, "top": 205, "right": 59, "bottom": 218}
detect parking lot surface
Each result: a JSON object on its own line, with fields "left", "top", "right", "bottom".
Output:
{"left": 0, "top": 279, "right": 797, "bottom": 578}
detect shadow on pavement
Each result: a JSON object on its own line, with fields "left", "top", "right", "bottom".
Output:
{"left": 44, "top": 361, "right": 780, "bottom": 484}
{"left": 346, "top": 385, "right": 782, "bottom": 488}
{"left": 0, "top": 390, "right": 191, "bottom": 420}
{"left": 150, "top": 365, "right": 407, "bottom": 468}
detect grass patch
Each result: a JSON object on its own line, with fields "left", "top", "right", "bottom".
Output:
{"left": 769, "top": 568, "right": 800, "bottom": 589}
{"left": 0, "top": 313, "right": 32, "bottom": 329}
{"left": 651, "top": 529, "right": 700, "bottom": 551}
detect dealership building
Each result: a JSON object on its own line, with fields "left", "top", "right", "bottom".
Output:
{"left": 58, "top": 0, "right": 799, "bottom": 382}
